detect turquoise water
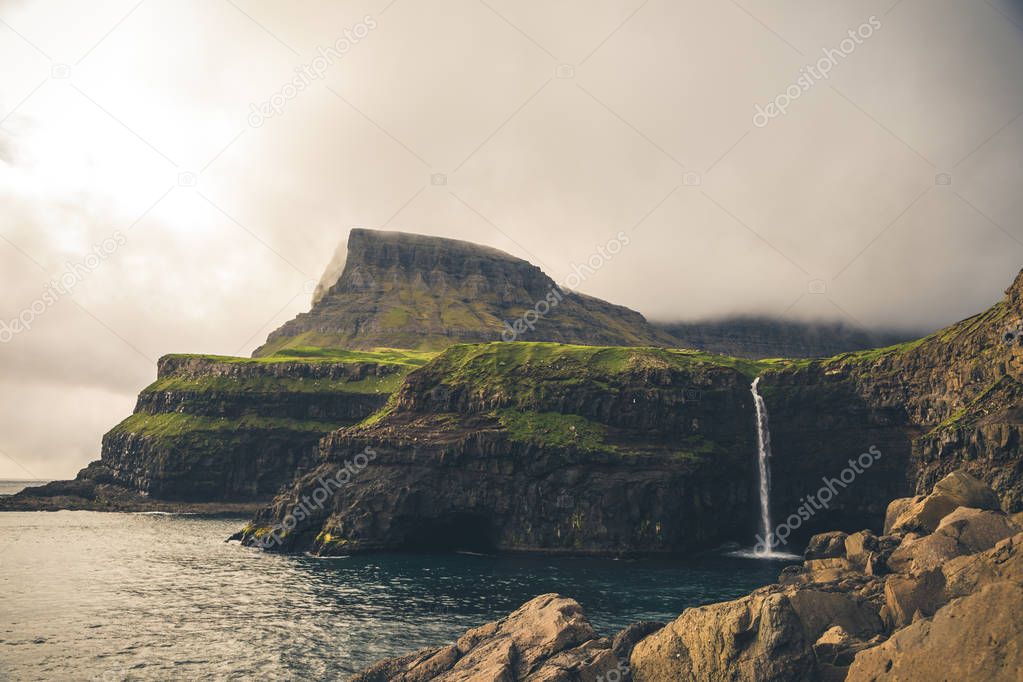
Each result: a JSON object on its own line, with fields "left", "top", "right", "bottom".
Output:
{"left": 0, "top": 511, "right": 792, "bottom": 680}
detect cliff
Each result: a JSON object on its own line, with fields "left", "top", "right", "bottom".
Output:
{"left": 253, "top": 229, "right": 680, "bottom": 355}
{"left": 2, "top": 348, "right": 432, "bottom": 511}
{"left": 761, "top": 269, "right": 1023, "bottom": 535}
{"left": 238, "top": 343, "right": 775, "bottom": 555}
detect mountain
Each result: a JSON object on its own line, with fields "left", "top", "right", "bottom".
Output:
{"left": 655, "top": 317, "right": 918, "bottom": 359}
{"left": 254, "top": 229, "right": 679, "bottom": 355}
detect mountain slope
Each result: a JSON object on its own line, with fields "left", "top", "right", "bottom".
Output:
{"left": 253, "top": 229, "right": 679, "bottom": 355}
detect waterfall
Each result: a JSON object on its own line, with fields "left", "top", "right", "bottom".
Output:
{"left": 726, "top": 376, "right": 799, "bottom": 560}
{"left": 751, "top": 376, "right": 774, "bottom": 555}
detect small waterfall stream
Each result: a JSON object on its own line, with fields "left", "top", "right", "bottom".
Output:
{"left": 736, "top": 377, "right": 799, "bottom": 560}
{"left": 751, "top": 376, "right": 775, "bottom": 556}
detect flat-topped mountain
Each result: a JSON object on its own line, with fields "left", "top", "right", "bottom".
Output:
{"left": 253, "top": 229, "right": 678, "bottom": 355}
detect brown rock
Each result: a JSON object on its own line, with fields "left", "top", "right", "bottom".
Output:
{"left": 883, "top": 496, "right": 919, "bottom": 535}
{"left": 886, "top": 532, "right": 962, "bottom": 574}
{"left": 847, "top": 583, "right": 1023, "bottom": 681}
{"left": 844, "top": 531, "right": 879, "bottom": 569}
{"left": 932, "top": 470, "right": 1002, "bottom": 511}
{"left": 942, "top": 531, "right": 1023, "bottom": 599}
{"left": 936, "top": 507, "right": 1019, "bottom": 554}
{"left": 890, "top": 492, "right": 960, "bottom": 534}
{"left": 610, "top": 621, "right": 664, "bottom": 661}
{"left": 805, "top": 531, "right": 849, "bottom": 560}
{"left": 629, "top": 585, "right": 882, "bottom": 682}
{"left": 883, "top": 569, "right": 946, "bottom": 629}
{"left": 352, "top": 594, "right": 609, "bottom": 682}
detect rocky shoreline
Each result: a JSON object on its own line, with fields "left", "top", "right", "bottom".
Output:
{"left": 351, "top": 471, "right": 1023, "bottom": 681}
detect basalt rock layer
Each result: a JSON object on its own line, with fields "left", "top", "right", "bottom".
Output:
{"left": 1, "top": 349, "right": 430, "bottom": 511}
{"left": 240, "top": 343, "right": 774, "bottom": 555}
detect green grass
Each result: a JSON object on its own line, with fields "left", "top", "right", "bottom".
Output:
{"left": 496, "top": 409, "right": 614, "bottom": 452}
{"left": 110, "top": 412, "right": 337, "bottom": 439}
{"left": 144, "top": 373, "right": 404, "bottom": 396}
{"left": 428, "top": 342, "right": 783, "bottom": 383}
{"left": 150, "top": 347, "right": 438, "bottom": 396}
{"left": 166, "top": 347, "right": 436, "bottom": 367}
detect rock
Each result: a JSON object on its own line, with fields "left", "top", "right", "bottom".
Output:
{"left": 629, "top": 585, "right": 883, "bottom": 682}
{"left": 351, "top": 594, "right": 616, "bottom": 682}
{"left": 1012, "top": 511, "right": 1023, "bottom": 529}
{"left": 942, "top": 531, "right": 1023, "bottom": 598}
{"left": 936, "top": 507, "right": 1019, "bottom": 554}
{"left": 805, "top": 531, "right": 849, "bottom": 560}
{"left": 813, "top": 626, "right": 882, "bottom": 682}
{"left": 883, "top": 569, "right": 946, "bottom": 628}
{"left": 803, "top": 558, "right": 856, "bottom": 583}
{"left": 884, "top": 496, "right": 918, "bottom": 535}
{"left": 610, "top": 621, "right": 664, "bottom": 661}
{"left": 844, "top": 531, "right": 879, "bottom": 569}
{"left": 847, "top": 582, "right": 1023, "bottom": 681}
{"left": 888, "top": 509, "right": 1020, "bottom": 575}
{"left": 932, "top": 470, "right": 1002, "bottom": 511}
{"left": 886, "top": 532, "right": 962, "bottom": 574}
{"left": 889, "top": 492, "right": 961, "bottom": 534}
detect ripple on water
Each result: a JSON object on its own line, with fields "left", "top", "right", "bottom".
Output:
{"left": 1, "top": 511, "right": 786, "bottom": 680}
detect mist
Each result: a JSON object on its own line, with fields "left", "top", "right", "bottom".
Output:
{"left": 2, "top": 0, "right": 1022, "bottom": 477}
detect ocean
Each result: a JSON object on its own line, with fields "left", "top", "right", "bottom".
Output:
{"left": 0, "top": 483, "right": 791, "bottom": 680}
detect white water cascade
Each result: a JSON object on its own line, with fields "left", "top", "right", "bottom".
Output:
{"left": 745, "top": 376, "right": 799, "bottom": 560}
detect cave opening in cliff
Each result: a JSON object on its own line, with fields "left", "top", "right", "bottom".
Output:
{"left": 402, "top": 513, "right": 497, "bottom": 553}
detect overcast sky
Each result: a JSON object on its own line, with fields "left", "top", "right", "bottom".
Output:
{"left": 2, "top": 0, "right": 1023, "bottom": 478}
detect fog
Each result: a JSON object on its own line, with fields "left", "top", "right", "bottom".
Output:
{"left": 2, "top": 0, "right": 1022, "bottom": 477}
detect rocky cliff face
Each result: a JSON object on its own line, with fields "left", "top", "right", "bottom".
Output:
{"left": 760, "top": 270, "right": 1023, "bottom": 538}
{"left": 2, "top": 349, "right": 430, "bottom": 510}
{"left": 254, "top": 229, "right": 679, "bottom": 355}
{"left": 239, "top": 344, "right": 769, "bottom": 555}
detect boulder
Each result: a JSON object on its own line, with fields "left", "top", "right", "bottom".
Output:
{"left": 936, "top": 507, "right": 1019, "bottom": 554}
{"left": 889, "top": 493, "right": 960, "bottom": 535}
{"left": 610, "top": 621, "right": 664, "bottom": 661}
{"left": 942, "top": 532, "right": 1023, "bottom": 599}
{"left": 886, "top": 532, "right": 962, "bottom": 574}
{"left": 932, "top": 470, "right": 1001, "bottom": 511}
{"left": 629, "top": 585, "right": 883, "bottom": 682}
{"left": 805, "top": 531, "right": 848, "bottom": 560}
{"left": 803, "top": 558, "right": 856, "bottom": 584}
{"left": 883, "top": 569, "right": 946, "bottom": 628}
{"left": 888, "top": 509, "right": 1020, "bottom": 575}
{"left": 883, "top": 496, "right": 919, "bottom": 535}
{"left": 352, "top": 594, "right": 615, "bottom": 682}
{"left": 847, "top": 583, "right": 1023, "bottom": 681}
{"left": 844, "top": 531, "right": 879, "bottom": 569}
{"left": 812, "top": 626, "right": 882, "bottom": 682}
